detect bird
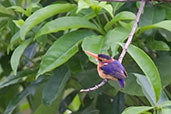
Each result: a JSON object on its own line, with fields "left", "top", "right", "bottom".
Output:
{"left": 85, "top": 51, "right": 128, "bottom": 88}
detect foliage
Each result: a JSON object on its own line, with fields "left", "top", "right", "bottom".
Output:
{"left": 0, "top": 0, "right": 171, "bottom": 114}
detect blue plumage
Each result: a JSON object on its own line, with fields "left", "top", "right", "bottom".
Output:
{"left": 118, "top": 78, "right": 125, "bottom": 88}
{"left": 101, "top": 60, "right": 126, "bottom": 79}
{"left": 100, "top": 60, "right": 127, "bottom": 88}
{"left": 85, "top": 51, "right": 127, "bottom": 88}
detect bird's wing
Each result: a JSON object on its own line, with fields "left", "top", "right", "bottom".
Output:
{"left": 100, "top": 61, "right": 127, "bottom": 79}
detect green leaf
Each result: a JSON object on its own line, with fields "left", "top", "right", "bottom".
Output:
{"left": 0, "top": 69, "right": 35, "bottom": 89}
{"left": 0, "top": 5, "right": 14, "bottom": 18}
{"left": 8, "top": 6, "right": 27, "bottom": 16}
{"left": 10, "top": 39, "right": 32, "bottom": 75}
{"left": 4, "top": 77, "right": 45, "bottom": 114}
{"left": 139, "top": 5, "right": 165, "bottom": 27}
{"left": 138, "top": 20, "right": 171, "bottom": 35}
{"left": 146, "top": 40, "right": 170, "bottom": 51}
{"left": 37, "top": 30, "right": 94, "bottom": 77}
{"left": 7, "top": 31, "right": 20, "bottom": 53}
{"left": 111, "top": 2, "right": 125, "bottom": 14}
{"left": 20, "top": 3, "right": 76, "bottom": 40}
{"left": 104, "top": 11, "right": 136, "bottom": 31}
{"left": 119, "top": 43, "right": 161, "bottom": 102}
{"left": 105, "top": 27, "right": 130, "bottom": 57}
{"left": 77, "top": 0, "right": 113, "bottom": 17}
{"left": 99, "top": 2, "right": 113, "bottom": 17}
{"left": 35, "top": 16, "right": 99, "bottom": 39}
{"left": 68, "top": 94, "right": 81, "bottom": 111}
{"left": 13, "top": 19, "right": 24, "bottom": 28}
{"left": 135, "top": 73, "right": 156, "bottom": 106}
{"left": 159, "top": 101, "right": 171, "bottom": 107}
{"left": 32, "top": 76, "right": 63, "bottom": 114}
{"left": 76, "top": 69, "right": 103, "bottom": 98}
{"left": 161, "top": 108, "right": 171, "bottom": 114}
{"left": 97, "top": 92, "right": 124, "bottom": 114}
{"left": 109, "top": 73, "right": 144, "bottom": 96}
{"left": 74, "top": 105, "right": 99, "bottom": 114}
{"left": 77, "top": 0, "right": 89, "bottom": 13}
{"left": 82, "top": 35, "right": 104, "bottom": 64}
{"left": 157, "top": 90, "right": 169, "bottom": 105}
{"left": 59, "top": 90, "right": 78, "bottom": 113}
{"left": 122, "top": 106, "right": 153, "bottom": 114}
{"left": 33, "top": 85, "right": 63, "bottom": 114}
{"left": 135, "top": 73, "right": 168, "bottom": 106}
{"left": 42, "top": 67, "right": 71, "bottom": 105}
{"left": 155, "top": 55, "right": 171, "bottom": 87}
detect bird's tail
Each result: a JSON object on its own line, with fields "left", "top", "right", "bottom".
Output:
{"left": 118, "top": 78, "right": 125, "bottom": 88}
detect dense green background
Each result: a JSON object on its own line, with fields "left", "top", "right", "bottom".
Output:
{"left": 0, "top": 0, "right": 171, "bottom": 114}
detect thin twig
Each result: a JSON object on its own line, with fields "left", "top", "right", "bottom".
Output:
{"left": 118, "top": 0, "right": 146, "bottom": 63}
{"left": 80, "top": 79, "right": 108, "bottom": 92}
{"left": 80, "top": 0, "right": 146, "bottom": 92}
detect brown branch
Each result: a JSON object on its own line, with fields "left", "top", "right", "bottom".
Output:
{"left": 80, "top": 0, "right": 146, "bottom": 93}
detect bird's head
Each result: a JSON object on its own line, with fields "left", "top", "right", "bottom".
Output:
{"left": 85, "top": 51, "right": 114, "bottom": 65}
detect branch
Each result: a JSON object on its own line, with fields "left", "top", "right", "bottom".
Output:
{"left": 80, "top": 79, "right": 108, "bottom": 92}
{"left": 118, "top": 0, "right": 146, "bottom": 63}
{"left": 80, "top": 0, "right": 146, "bottom": 93}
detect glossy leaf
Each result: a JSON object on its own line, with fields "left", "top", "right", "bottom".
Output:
{"left": 77, "top": 0, "right": 90, "bottom": 13}
{"left": 32, "top": 79, "right": 63, "bottom": 114}
{"left": 68, "top": 94, "right": 81, "bottom": 111}
{"left": 8, "top": 6, "right": 28, "bottom": 16}
{"left": 159, "top": 101, "right": 171, "bottom": 108}
{"left": 0, "top": 69, "right": 35, "bottom": 89}
{"left": 82, "top": 35, "right": 104, "bottom": 64}
{"left": 76, "top": 69, "right": 104, "bottom": 98}
{"left": 37, "top": 30, "right": 94, "bottom": 77}
{"left": 10, "top": 39, "right": 32, "bottom": 75}
{"left": 105, "top": 27, "right": 130, "bottom": 57}
{"left": 77, "top": 0, "right": 113, "bottom": 17}
{"left": 104, "top": 11, "right": 136, "bottom": 31}
{"left": 109, "top": 73, "right": 144, "bottom": 96}
{"left": 157, "top": 90, "right": 169, "bottom": 105}
{"left": 135, "top": 74, "right": 168, "bottom": 105}
{"left": 122, "top": 106, "right": 153, "bottom": 114}
{"left": 42, "top": 67, "right": 71, "bottom": 105}
{"left": 74, "top": 105, "right": 99, "bottom": 114}
{"left": 35, "top": 16, "right": 99, "bottom": 38}
{"left": 20, "top": 3, "right": 76, "bottom": 40}
{"left": 111, "top": 2, "right": 125, "bottom": 14}
{"left": 146, "top": 40, "right": 170, "bottom": 51}
{"left": 59, "top": 90, "right": 78, "bottom": 113}
{"left": 98, "top": 2, "right": 113, "bottom": 17}
{"left": 119, "top": 43, "right": 161, "bottom": 102}
{"left": 138, "top": 20, "right": 171, "bottom": 35}
{"left": 135, "top": 73, "right": 156, "bottom": 106}
{"left": 161, "top": 108, "right": 171, "bottom": 114}
{"left": 139, "top": 5, "right": 165, "bottom": 27}
{"left": 155, "top": 55, "right": 171, "bottom": 87}
{"left": 97, "top": 92, "right": 124, "bottom": 114}
{"left": 4, "top": 77, "right": 45, "bottom": 114}
{"left": 7, "top": 31, "right": 20, "bottom": 52}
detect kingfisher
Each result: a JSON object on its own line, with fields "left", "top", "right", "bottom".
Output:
{"left": 85, "top": 51, "right": 128, "bottom": 88}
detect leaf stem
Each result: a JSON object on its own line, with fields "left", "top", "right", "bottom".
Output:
{"left": 96, "top": 14, "right": 105, "bottom": 35}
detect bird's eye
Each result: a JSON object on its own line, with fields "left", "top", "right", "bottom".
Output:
{"left": 99, "top": 59, "right": 102, "bottom": 62}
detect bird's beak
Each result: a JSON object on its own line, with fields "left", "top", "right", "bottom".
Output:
{"left": 85, "top": 51, "right": 98, "bottom": 60}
